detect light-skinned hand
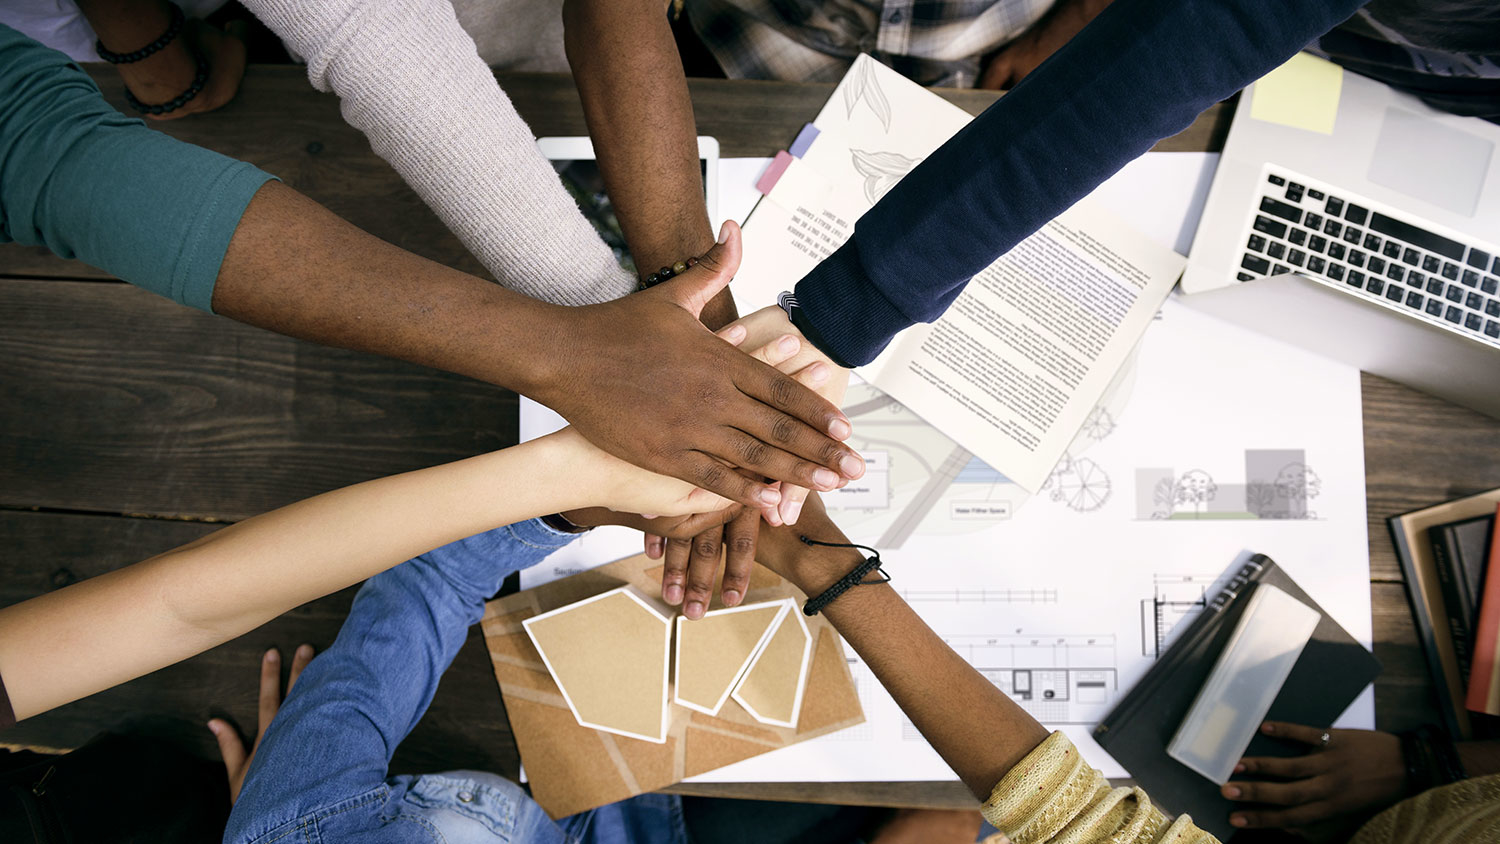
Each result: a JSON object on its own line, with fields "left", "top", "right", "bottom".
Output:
{"left": 208, "top": 644, "right": 315, "bottom": 804}
{"left": 531, "top": 221, "right": 864, "bottom": 516}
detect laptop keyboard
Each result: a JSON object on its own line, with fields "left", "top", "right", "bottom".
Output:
{"left": 1238, "top": 168, "right": 1500, "bottom": 346}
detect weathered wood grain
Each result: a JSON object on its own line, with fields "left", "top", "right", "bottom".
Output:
{"left": 0, "top": 280, "right": 515, "bottom": 520}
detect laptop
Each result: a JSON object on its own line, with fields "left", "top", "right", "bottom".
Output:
{"left": 1180, "top": 58, "right": 1500, "bottom": 419}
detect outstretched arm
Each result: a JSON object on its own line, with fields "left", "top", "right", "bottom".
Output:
{"left": 563, "top": 0, "right": 734, "bottom": 327}
{"left": 793, "top": 0, "right": 1367, "bottom": 366}
{"left": 242, "top": 0, "right": 637, "bottom": 306}
{"left": 756, "top": 496, "right": 1218, "bottom": 843}
{"left": 0, "top": 426, "right": 722, "bottom": 724}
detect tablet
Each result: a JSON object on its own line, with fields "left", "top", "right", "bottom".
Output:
{"left": 537, "top": 135, "right": 719, "bottom": 275}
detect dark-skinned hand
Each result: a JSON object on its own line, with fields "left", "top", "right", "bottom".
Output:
{"left": 532, "top": 221, "right": 864, "bottom": 517}
{"left": 1223, "top": 721, "right": 1408, "bottom": 839}
{"left": 571, "top": 329, "right": 836, "bottom": 617}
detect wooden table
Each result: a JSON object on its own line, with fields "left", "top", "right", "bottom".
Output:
{"left": 2, "top": 67, "right": 1498, "bottom": 810}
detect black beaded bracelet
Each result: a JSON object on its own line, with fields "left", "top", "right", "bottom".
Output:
{"left": 124, "top": 51, "right": 209, "bottom": 116}
{"left": 637, "top": 256, "right": 697, "bottom": 291}
{"left": 96, "top": 4, "right": 186, "bottom": 64}
{"left": 800, "top": 537, "right": 890, "bottom": 616}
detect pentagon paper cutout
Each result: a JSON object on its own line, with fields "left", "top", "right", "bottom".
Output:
{"left": 732, "top": 599, "right": 813, "bottom": 727}
{"left": 673, "top": 602, "right": 788, "bottom": 716}
{"left": 523, "top": 587, "right": 671, "bottom": 743}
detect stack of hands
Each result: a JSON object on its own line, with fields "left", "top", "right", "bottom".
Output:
{"left": 542, "top": 221, "right": 858, "bottom": 619}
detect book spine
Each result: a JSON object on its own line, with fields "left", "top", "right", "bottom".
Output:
{"left": 1432, "top": 529, "right": 1474, "bottom": 688}
{"left": 1389, "top": 515, "right": 1466, "bottom": 739}
{"left": 1466, "top": 505, "right": 1500, "bottom": 716}
{"left": 1095, "top": 556, "right": 1267, "bottom": 740}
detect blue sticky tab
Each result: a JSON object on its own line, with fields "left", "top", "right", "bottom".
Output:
{"left": 789, "top": 123, "right": 820, "bottom": 158}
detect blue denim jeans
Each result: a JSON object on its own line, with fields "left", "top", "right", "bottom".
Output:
{"left": 223, "top": 518, "right": 690, "bottom": 844}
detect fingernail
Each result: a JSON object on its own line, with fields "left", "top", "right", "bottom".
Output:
{"left": 686, "top": 601, "right": 704, "bottom": 619}
{"left": 665, "top": 584, "right": 683, "bottom": 605}
{"left": 725, "top": 325, "right": 746, "bottom": 342}
{"left": 1234, "top": 763, "right": 1246, "bottom": 773}
{"left": 1262, "top": 723, "right": 1275, "bottom": 734}
{"left": 763, "top": 507, "right": 784, "bottom": 527}
{"left": 717, "top": 222, "right": 730, "bottom": 244}
{"left": 760, "top": 487, "right": 781, "bottom": 506}
{"left": 778, "top": 334, "right": 799, "bottom": 355}
{"left": 812, "top": 467, "right": 839, "bottom": 489}
{"left": 839, "top": 453, "right": 865, "bottom": 478}
{"left": 264, "top": 649, "right": 279, "bottom": 663}
{"left": 1225, "top": 786, "right": 1241, "bottom": 798}
{"left": 806, "top": 363, "right": 829, "bottom": 385}
{"left": 722, "top": 590, "right": 741, "bottom": 606}
{"left": 297, "top": 644, "right": 314, "bottom": 658}
{"left": 829, "top": 418, "right": 852, "bottom": 439}
{"left": 785, "top": 499, "right": 803, "bottom": 525}
{"left": 207, "top": 721, "right": 221, "bottom": 734}
{"left": 1231, "top": 817, "right": 1247, "bottom": 828}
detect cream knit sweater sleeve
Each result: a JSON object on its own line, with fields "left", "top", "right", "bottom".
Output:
{"left": 983, "top": 733, "right": 1221, "bottom": 844}
{"left": 242, "top": 0, "right": 637, "bottom": 306}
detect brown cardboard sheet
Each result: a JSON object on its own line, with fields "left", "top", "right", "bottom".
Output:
{"left": 733, "top": 604, "right": 812, "bottom": 727}
{"left": 482, "top": 554, "right": 863, "bottom": 818}
{"left": 523, "top": 587, "right": 671, "bottom": 742}
{"left": 674, "top": 601, "right": 786, "bottom": 715}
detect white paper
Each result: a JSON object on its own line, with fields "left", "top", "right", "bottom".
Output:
{"left": 729, "top": 56, "right": 1186, "bottom": 493}
{"left": 686, "top": 297, "right": 1371, "bottom": 783}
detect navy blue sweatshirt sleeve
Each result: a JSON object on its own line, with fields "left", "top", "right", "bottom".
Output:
{"left": 792, "top": 0, "right": 1369, "bottom": 366}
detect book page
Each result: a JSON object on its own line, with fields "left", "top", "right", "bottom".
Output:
{"left": 868, "top": 201, "right": 1183, "bottom": 491}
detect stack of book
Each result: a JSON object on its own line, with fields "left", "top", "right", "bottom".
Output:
{"left": 1388, "top": 488, "right": 1500, "bottom": 737}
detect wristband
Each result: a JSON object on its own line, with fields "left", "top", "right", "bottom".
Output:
{"left": 96, "top": 4, "right": 186, "bottom": 64}
{"left": 123, "top": 51, "right": 209, "bottom": 115}
{"left": 799, "top": 537, "right": 890, "bottom": 615}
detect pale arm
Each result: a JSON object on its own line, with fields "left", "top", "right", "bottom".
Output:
{"left": 0, "top": 428, "right": 717, "bottom": 723}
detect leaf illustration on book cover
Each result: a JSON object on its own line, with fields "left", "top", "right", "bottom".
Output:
{"left": 850, "top": 149, "right": 920, "bottom": 204}
{"left": 843, "top": 57, "right": 892, "bottom": 132}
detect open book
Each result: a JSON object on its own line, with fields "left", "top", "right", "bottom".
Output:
{"left": 730, "top": 55, "right": 1186, "bottom": 493}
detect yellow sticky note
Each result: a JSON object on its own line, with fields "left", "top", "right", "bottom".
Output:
{"left": 1249, "top": 52, "right": 1343, "bottom": 135}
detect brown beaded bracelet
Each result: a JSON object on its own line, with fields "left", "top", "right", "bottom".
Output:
{"left": 637, "top": 256, "right": 698, "bottom": 291}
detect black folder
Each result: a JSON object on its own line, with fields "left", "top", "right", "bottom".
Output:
{"left": 1093, "top": 554, "right": 1381, "bottom": 841}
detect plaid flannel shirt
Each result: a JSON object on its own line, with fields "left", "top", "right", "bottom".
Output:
{"left": 685, "top": 0, "right": 1056, "bottom": 87}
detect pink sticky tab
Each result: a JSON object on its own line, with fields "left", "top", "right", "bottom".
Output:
{"left": 756, "top": 151, "right": 796, "bottom": 196}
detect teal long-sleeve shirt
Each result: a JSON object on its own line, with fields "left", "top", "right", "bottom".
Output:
{"left": 0, "top": 25, "right": 275, "bottom": 312}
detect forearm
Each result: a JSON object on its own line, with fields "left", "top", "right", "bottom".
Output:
{"left": 777, "top": 536, "right": 1047, "bottom": 797}
{"left": 243, "top": 0, "right": 635, "bottom": 306}
{"left": 212, "top": 181, "right": 561, "bottom": 395}
{"left": 564, "top": 0, "right": 733, "bottom": 325}
{"left": 0, "top": 433, "right": 593, "bottom": 721}
{"left": 795, "top": 0, "right": 1366, "bottom": 366}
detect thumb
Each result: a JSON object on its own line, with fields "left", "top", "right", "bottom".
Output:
{"left": 208, "top": 719, "right": 247, "bottom": 772}
{"left": 657, "top": 221, "right": 742, "bottom": 317}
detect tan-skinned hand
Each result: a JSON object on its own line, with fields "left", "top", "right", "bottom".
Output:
{"left": 208, "top": 644, "right": 315, "bottom": 804}
{"left": 1223, "top": 721, "right": 1408, "bottom": 839}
